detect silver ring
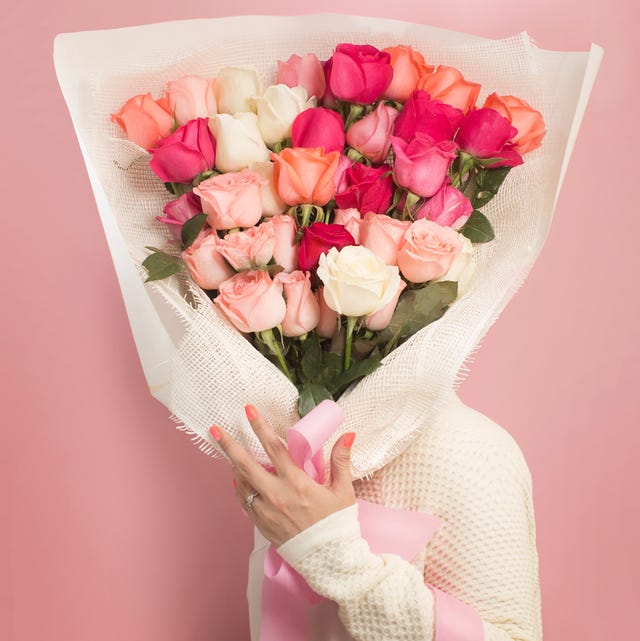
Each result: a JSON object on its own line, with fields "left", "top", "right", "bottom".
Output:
{"left": 246, "top": 490, "right": 259, "bottom": 509}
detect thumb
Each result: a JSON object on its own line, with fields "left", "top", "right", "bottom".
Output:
{"left": 330, "top": 432, "right": 356, "bottom": 493}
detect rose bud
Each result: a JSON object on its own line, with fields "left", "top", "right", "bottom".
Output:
{"left": 334, "top": 154, "right": 353, "bottom": 193}
{"left": 213, "top": 66, "right": 262, "bottom": 114}
{"left": 292, "top": 108, "right": 346, "bottom": 154}
{"left": 149, "top": 118, "right": 215, "bottom": 183}
{"left": 393, "top": 90, "right": 463, "bottom": 143}
{"left": 414, "top": 185, "right": 472, "bottom": 230}
{"left": 156, "top": 191, "right": 203, "bottom": 240}
{"left": 335, "top": 163, "right": 394, "bottom": 215}
{"left": 217, "top": 222, "right": 276, "bottom": 271}
{"left": 315, "top": 287, "right": 339, "bottom": 338}
{"left": 162, "top": 75, "right": 217, "bottom": 126}
{"left": 182, "top": 231, "right": 234, "bottom": 290}
{"left": 382, "top": 46, "right": 434, "bottom": 103}
{"left": 483, "top": 93, "right": 546, "bottom": 154}
{"left": 298, "top": 222, "right": 356, "bottom": 271}
{"left": 346, "top": 102, "right": 399, "bottom": 164}
{"left": 277, "top": 53, "right": 327, "bottom": 100}
{"left": 248, "top": 161, "right": 286, "bottom": 217}
{"left": 325, "top": 43, "right": 393, "bottom": 104}
{"left": 214, "top": 269, "right": 287, "bottom": 333}
{"left": 417, "top": 66, "right": 481, "bottom": 113}
{"left": 255, "top": 84, "right": 315, "bottom": 146}
{"left": 391, "top": 133, "right": 458, "bottom": 198}
{"left": 210, "top": 113, "right": 271, "bottom": 173}
{"left": 432, "top": 234, "right": 476, "bottom": 297}
{"left": 271, "top": 147, "right": 340, "bottom": 206}
{"left": 111, "top": 92, "right": 174, "bottom": 150}
{"left": 397, "top": 218, "right": 464, "bottom": 283}
{"left": 271, "top": 214, "right": 299, "bottom": 272}
{"left": 364, "top": 279, "right": 407, "bottom": 331}
{"left": 360, "top": 212, "right": 411, "bottom": 266}
{"left": 274, "top": 270, "right": 321, "bottom": 337}
{"left": 193, "top": 169, "right": 266, "bottom": 230}
{"left": 332, "top": 208, "right": 362, "bottom": 244}
{"left": 456, "top": 108, "right": 523, "bottom": 168}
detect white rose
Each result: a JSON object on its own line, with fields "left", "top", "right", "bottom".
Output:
{"left": 255, "top": 84, "right": 315, "bottom": 145}
{"left": 249, "top": 161, "right": 286, "bottom": 216}
{"left": 214, "top": 66, "right": 262, "bottom": 114}
{"left": 433, "top": 234, "right": 476, "bottom": 297}
{"left": 317, "top": 246, "right": 401, "bottom": 317}
{"left": 209, "top": 113, "right": 270, "bottom": 173}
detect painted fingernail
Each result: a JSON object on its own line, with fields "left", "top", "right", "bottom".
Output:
{"left": 210, "top": 425, "right": 221, "bottom": 441}
{"left": 342, "top": 432, "right": 356, "bottom": 448}
{"left": 232, "top": 478, "right": 237, "bottom": 488}
{"left": 245, "top": 404, "right": 258, "bottom": 421}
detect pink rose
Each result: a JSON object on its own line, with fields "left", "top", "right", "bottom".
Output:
{"left": 111, "top": 92, "right": 174, "bottom": 150}
{"left": 194, "top": 169, "right": 265, "bottom": 230}
{"left": 270, "top": 214, "right": 299, "bottom": 273}
{"left": 182, "top": 231, "right": 234, "bottom": 290}
{"left": 335, "top": 164, "right": 394, "bottom": 214}
{"left": 274, "top": 270, "right": 321, "bottom": 337}
{"left": 393, "top": 90, "right": 463, "bottom": 143}
{"left": 391, "top": 133, "right": 458, "bottom": 198}
{"left": 162, "top": 75, "right": 217, "bottom": 126}
{"left": 217, "top": 222, "right": 276, "bottom": 271}
{"left": 346, "top": 102, "right": 399, "bottom": 164}
{"left": 291, "top": 108, "right": 345, "bottom": 154}
{"left": 325, "top": 44, "right": 393, "bottom": 104}
{"left": 397, "top": 218, "right": 464, "bottom": 283}
{"left": 276, "top": 53, "right": 326, "bottom": 100}
{"left": 333, "top": 154, "right": 352, "bottom": 192}
{"left": 414, "top": 185, "right": 472, "bottom": 230}
{"left": 315, "top": 287, "right": 339, "bottom": 338}
{"left": 156, "top": 191, "right": 203, "bottom": 240}
{"left": 364, "top": 279, "right": 407, "bottom": 331}
{"left": 214, "top": 270, "right": 286, "bottom": 333}
{"left": 332, "top": 208, "right": 362, "bottom": 244}
{"left": 360, "top": 212, "right": 411, "bottom": 266}
{"left": 150, "top": 118, "right": 216, "bottom": 183}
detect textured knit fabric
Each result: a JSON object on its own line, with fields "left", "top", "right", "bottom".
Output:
{"left": 250, "top": 391, "right": 542, "bottom": 641}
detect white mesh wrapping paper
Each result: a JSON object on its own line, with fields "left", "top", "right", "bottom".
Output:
{"left": 54, "top": 15, "right": 602, "bottom": 480}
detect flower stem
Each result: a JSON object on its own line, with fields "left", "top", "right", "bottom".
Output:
{"left": 260, "top": 329, "right": 293, "bottom": 381}
{"left": 344, "top": 316, "right": 358, "bottom": 371}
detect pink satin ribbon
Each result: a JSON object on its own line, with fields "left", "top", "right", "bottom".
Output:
{"left": 259, "top": 400, "right": 483, "bottom": 641}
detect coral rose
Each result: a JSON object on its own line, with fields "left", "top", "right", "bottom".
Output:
{"left": 383, "top": 46, "right": 434, "bottom": 103}
{"left": 417, "top": 66, "right": 480, "bottom": 113}
{"left": 111, "top": 92, "right": 173, "bottom": 150}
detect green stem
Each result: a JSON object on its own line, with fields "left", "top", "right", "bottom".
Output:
{"left": 344, "top": 316, "right": 358, "bottom": 371}
{"left": 260, "top": 329, "right": 293, "bottom": 381}
{"left": 298, "top": 204, "right": 314, "bottom": 229}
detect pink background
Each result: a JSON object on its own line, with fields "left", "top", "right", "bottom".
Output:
{"left": 2, "top": 1, "right": 638, "bottom": 640}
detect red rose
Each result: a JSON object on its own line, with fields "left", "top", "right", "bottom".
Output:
{"left": 298, "top": 222, "right": 356, "bottom": 271}
{"left": 335, "top": 164, "right": 394, "bottom": 214}
{"left": 393, "top": 90, "right": 463, "bottom": 143}
{"left": 291, "top": 108, "right": 345, "bottom": 153}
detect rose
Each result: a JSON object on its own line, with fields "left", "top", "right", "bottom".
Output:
{"left": 217, "top": 222, "right": 276, "bottom": 271}
{"left": 382, "top": 46, "right": 434, "bottom": 103}
{"left": 271, "top": 147, "right": 340, "bottom": 206}
{"left": 482, "top": 93, "right": 546, "bottom": 154}
{"left": 315, "top": 287, "right": 339, "bottom": 338}
{"left": 335, "top": 164, "right": 394, "bottom": 214}
{"left": 255, "top": 84, "right": 315, "bottom": 145}
{"left": 149, "top": 118, "right": 216, "bottom": 183}
{"left": 111, "top": 92, "right": 174, "bottom": 150}
{"left": 360, "top": 212, "right": 411, "bottom": 266}
{"left": 325, "top": 44, "right": 393, "bottom": 104}
{"left": 397, "top": 218, "right": 464, "bottom": 283}
{"left": 456, "top": 108, "right": 523, "bottom": 168}
{"left": 214, "top": 269, "right": 286, "bottom": 333}
{"left": 271, "top": 214, "right": 299, "bottom": 272}
{"left": 364, "top": 279, "right": 407, "bottom": 331}
{"left": 414, "top": 185, "right": 472, "bottom": 230}
{"left": 393, "top": 90, "right": 463, "bottom": 143}
{"left": 248, "top": 161, "right": 286, "bottom": 217}
{"left": 391, "top": 133, "right": 458, "bottom": 198}
{"left": 417, "top": 66, "right": 481, "bottom": 113}
{"left": 346, "top": 102, "right": 399, "bottom": 164}
{"left": 274, "top": 270, "right": 321, "bottom": 337}
{"left": 193, "top": 169, "right": 265, "bottom": 230}
{"left": 291, "top": 108, "right": 345, "bottom": 154}
{"left": 156, "top": 191, "right": 203, "bottom": 240}
{"left": 213, "top": 66, "right": 262, "bottom": 114}
{"left": 162, "top": 75, "right": 217, "bottom": 126}
{"left": 333, "top": 154, "right": 352, "bottom": 193}
{"left": 209, "top": 113, "right": 271, "bottom": 172}
{"left": 276, "top": 53, "right": 326, "bottom": 100}
{"left": 298, "top": 222, "right": 356, "bottom": 271}
{"left": 433, "top": 234, "right": 476, "bottom": 297}
{"left": 332, "top": 208, "right": 362, "bottom": 244}
{"left": 182, "top": 232, "right": 234, "bottom": 290}
{"left": 317, "top": 245, "right": 401, "bottom": 317}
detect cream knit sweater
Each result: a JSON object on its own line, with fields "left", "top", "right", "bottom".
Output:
{"left": 247, "top": 391, "right": 542, "bottom": 641}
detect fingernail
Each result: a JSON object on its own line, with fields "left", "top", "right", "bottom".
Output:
{"left": 342, "top": 432, "right": 356, "bottom": 448}
{"left": 232, "top": 478, "right": 237, "bottom": 488}
{"left": 245, "top": 404, "right": 258, "bottom": 421}
{"left": 210, "top": 425, "right": 221, "bottom": 441}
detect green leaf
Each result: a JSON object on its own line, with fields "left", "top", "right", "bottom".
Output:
{"left": 142, "top": 251, "right": 183, "bottom": 282}
{"left": 329, "top": 357, "right": 382, "bottom": 395}
{"left": 181, "top": 213, "right": 207, "bottom": 250}
{"left": 460, "top": 210, "right": 495, "bottom": 243}
{"left": 300, "top": 334, "right": 322, "bottom": 382}
{"left": 318, "top": 351, "right": 343, "bottom": 388}
{"left": 298, "top": 383, "right": 333, "bottom": 417}
{"left": 472, "top": 167, "right": 511, "bottom": 208}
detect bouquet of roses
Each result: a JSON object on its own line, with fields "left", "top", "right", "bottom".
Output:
{"left": 111, "top": 43, "right": 545, "bottom": 416}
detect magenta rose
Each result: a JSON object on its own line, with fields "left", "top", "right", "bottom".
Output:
{"left": 325, "top": 44, "right": 393, "bottom": 104}
{"left": 393, "top": 90, "right": 463, "bottom": 143}
{"left": 456, "top": 108, "right": 523, "bottom": 167}
{"left": 291, "top": 108, "right": 345, "bottom": 153}
{"left": 298, "top": 222, "right": 356, "bottom": 271}
{"left": 346, "top": 102, "right": 399, "bottom": 164}
{"left": 156, "top": 191, "right": 203, "bottom": 240}
{"left": 415, "top": 185, "right": 473, "bottom": 230}
{"left": 335, "top": 164, "right": 394, "bottom": 214}
{"left": 150, "top": 118, "right": 215, "bottom": 183}
{"left": 391, "top": 133, "right": 458, "bottom": 198}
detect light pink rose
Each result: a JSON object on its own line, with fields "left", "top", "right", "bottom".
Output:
{"left": 214, "top": 270, "right": 286, "bottom": 333}
{"left": 271, "top": 214, "right": 299, "bottom": 272}
{"left": 360, "top": 212, "right": 411, "bottom": 266}
{"left": 163, "top": 75, "right": 217, "bottom": 126}
{"left": 364, "top": 279, "right": 407, "bottom": 330}
{"left": 333, "top": 208, "right": 362, "bottom": 244}
{"left": 414, "top": 185, "right": 473, "bottom": 230}
{"left": 315, "top": 287, "right": 339, "bottom": 338}
{"left": 346, "top": 102, "right": 399, "bottom": 164}
{"left": 277, "top": 53, "right": 326, "bottom": 100}
{"left": 182, "top": 232, "right": 234, "bottom": 290}
{"left": 274, "top": 270, "right": 321, "bottom": 337}
{"left": 194, "top": 169, "right": 266, "bottom": 230}
{"left": 217, "top": 222, "right": 276, "bottom": 271}
{"left": 397, "top": 218, "right": 464, "bottom": 283}
{"left": 333, "top": 154, "right": 352, "bottom": 193}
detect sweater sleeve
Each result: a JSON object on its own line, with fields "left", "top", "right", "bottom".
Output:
{"left": 276, "top": 447, "right": 542, "bottom": 641}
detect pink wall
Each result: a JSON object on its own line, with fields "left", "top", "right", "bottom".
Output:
{"left": 2, "top": 2, "right": 637, "bottom": 640}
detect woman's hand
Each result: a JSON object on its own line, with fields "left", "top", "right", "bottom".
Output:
{"left": 209, "top": 404, "right": 356, "bottom": 548}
